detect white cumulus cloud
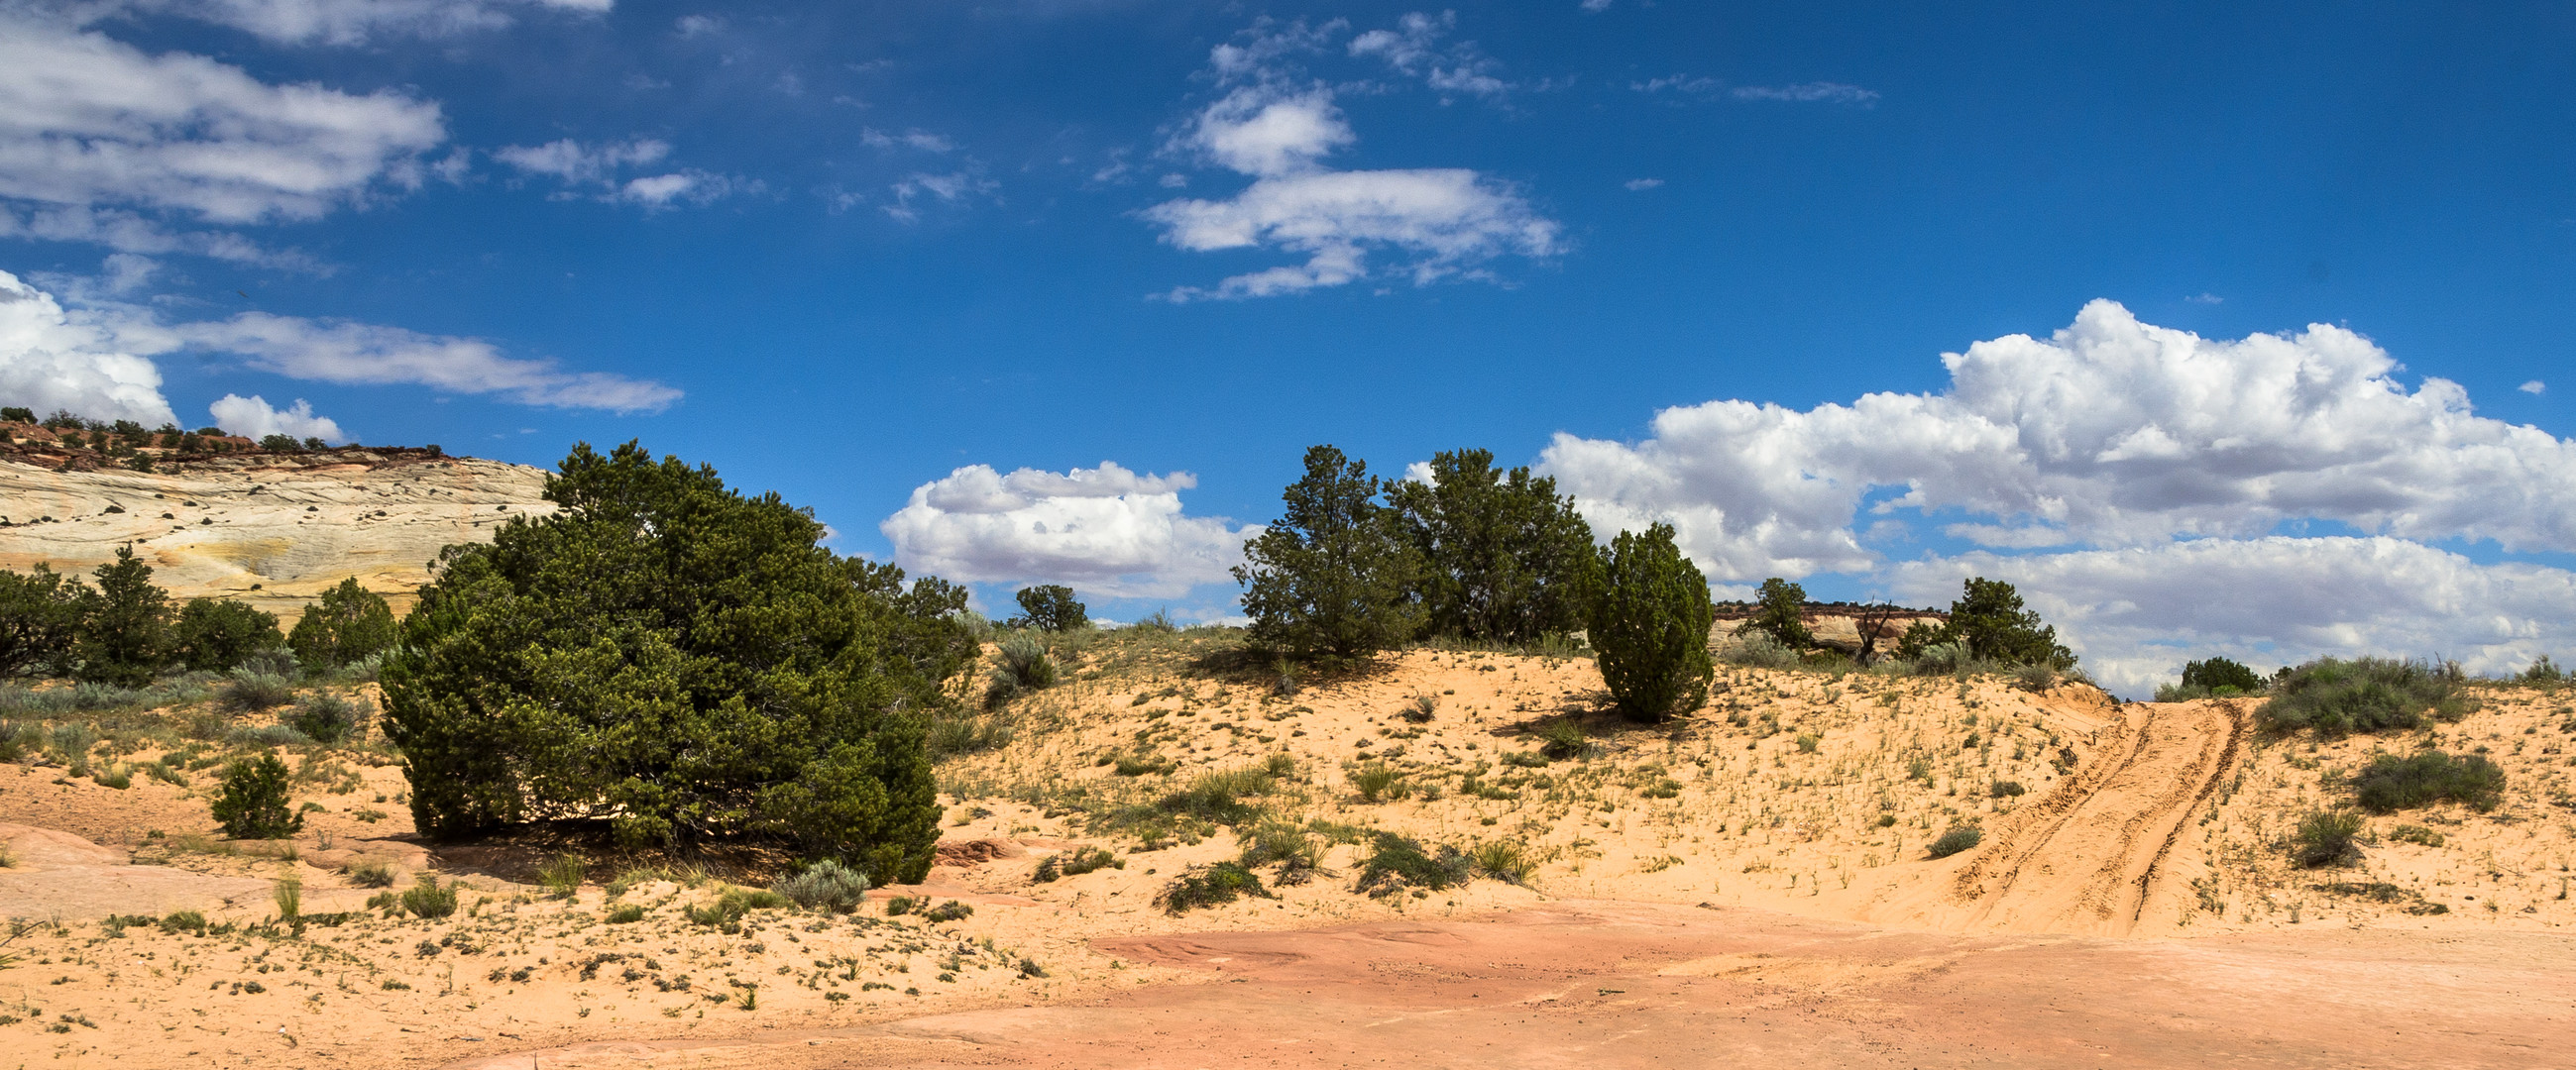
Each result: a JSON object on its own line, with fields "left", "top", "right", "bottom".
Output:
{"left": 1543, "top": 300, "right": 2576, "bottom": 694}
{"left": 2521, "top": 379, "right": 2545, "bottom": 394}
{"left": 494, "top": 138, "right": 744, "bottom": 210}
{"left": 0, "top": 15, "right": 447, "bottom": 225}
{"left": 174, "top": 313, "right": 681, "bottom": 412}
{"left": 1347, "top": 11, "right": 1510, "bottom": 100}
{"left": 208, "top": 392, "right": 348, "bottom": 442}
{"left": 880, "top": 462, "right": 1257, "bottom": 598}
{"left": 0, "top": 269, "right": 177, "bottom": 426}
{"left": 1146, "top": 21, "right": 1559, "bottom": 300}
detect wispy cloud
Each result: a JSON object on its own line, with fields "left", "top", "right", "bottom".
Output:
{"left": 1730, "top": 82, "right": 1879, "bottom": 106}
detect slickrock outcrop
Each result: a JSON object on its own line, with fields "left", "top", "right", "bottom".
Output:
{"left": 0, "top": 450, "right": 552, "bottom": 624}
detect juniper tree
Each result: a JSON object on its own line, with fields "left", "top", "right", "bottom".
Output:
{"left": 1011, "top": 585, "right": 1088, "bottom": 632}
{"left": 383, "top": 442, "right": 970, "bottom": 882}
{"left": 0, "top": 564, "right": 85, "bottom": 678}
{"left": 1589, "top": 523, "right": 1715, "bottom": 722}
{"left": 288, "top": 578, "right": 397, "bottom": 671}
{"left": 1386, "top": 448, "right": 1599, "bottom": 644}
{"left": 73, "top": 545, "right": 171, "bottom": 686}
{"left": 1234, "top": 445, "right": 1426, "bottom": 659}
{"left": 1745, "top": 577, "right": 1814, "bottom": 649}
{"left": 171, "top": 597, "right": 285, "bottom": 672}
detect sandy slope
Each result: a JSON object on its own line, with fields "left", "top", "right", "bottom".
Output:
{"left": 3, "top": 641, "right": 2572, "bottom": 1068}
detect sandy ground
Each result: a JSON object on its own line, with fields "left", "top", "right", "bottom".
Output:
{"left": 4, "top": 641, "right": 2572, "bottom": 1068}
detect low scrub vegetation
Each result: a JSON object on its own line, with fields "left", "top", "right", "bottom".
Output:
{"left": 1355, "top": 832, "right": 1470, "bottom": 898}
{"left": 1927, "top": 825, "right": 1983, "bottom": 859}
{"left": 2292, "top": 809, "right": 2365, "bottom": 868}
{"left": 2352, "top": 750, "right": 2506, "bottom": 813}
{"left": 772, "top": 859, "right": 871, "bottom": 910}
{"left": 1156, "top": 861, "right": 1270, "bottom": 913}
{"left": 2261, "top": 657, "right": 2472, "bottom": 734}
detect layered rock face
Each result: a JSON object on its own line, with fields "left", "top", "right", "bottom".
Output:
{"left": 0, "top": 452, "right": 551, "bottom": 626}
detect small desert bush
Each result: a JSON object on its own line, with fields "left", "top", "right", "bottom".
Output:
{"left": 1355, "top": 832, "right": 1469, "bottom": 898}
{"left": 1718, "top": 630, "right": 1801, "bottom": 670}
{"left": 159, "top": 910, "right": 207, "bottom": 935}
{"left": 1155, "top": 861, "right": 1269, "bottom": 914}
{"left": 1926, "top": 825, "right": 1983, "bottom": 859}
{"left": 1402, "top": 693, "right": 1437, "bottom": 722}
{"left": 686, "top": 886, "right": 787, "bottom": 928}
{"left": 772, "top": 859, "right": 870, "bottom": 910}
{"left": 2262, "top": 657, "right": 2471, "bottom": 734}
{"left": 224, "top": 723, "right": 311, "bottom": 748}
{"left": 401, "top": 876, "right": 459, "bottom": 918}
{"left": 283, "top": 693, "right": 366, "bottom": 744}
{"left": 1347, "top": 761, "right": 1409, "bottom": 802}
{"left": 211, "top": 753, "right": 301, "bottom": 839}
{"left": 93, "top": 762, "right": 132, "bottom": 789}
{"left": 1033, "top": 845, "right": 1123, "bottom": 882}
{"left": 983, "top": 633, "right": 1057, "bottom": 705}
{"left": 927, "top": 710, "right": 1013, "bottom": 758}
{"left": 1469, "top": 840, "right": 1536, "bottom": 884}
{"left": 343, "top": 859, "right": 397, "bottom": 888}
{"left": 2520, "top": 655, "right": 2565, "bottom": 686}
{"left": 923, "top": 899, "right": 973, "bottom": 922}
{"left": 1537, "top": 718, "right": 1588, "bottom": 761}
{"left": 605, "top": 903, "right": 647, "bottom": 923}
{"left": 215, "top": 669, "right": 295, "bottom": 713}
{"left": 2292, "top": 809, "right": 2365, "bottom": 868}
{"left": 2387, "top": 823, "right": 2446, "bottom": 847}
{"left": 2352, "top": 750, "right": 2505, "bottom": 812}
{"left": 1235, "top": 820, "right": 1322, "bottom": 874}
{"left": 1989, "top": 780, "right": 2027, "bottom": 798}
{"left": 537, "top": 853, "right": 586, "bottom": 897}
{"left": 2012, "top": 664, "right": 2057, "bottom": 693}
{"left": 1111, "top": 752, "right": 1176, "bottom": 777}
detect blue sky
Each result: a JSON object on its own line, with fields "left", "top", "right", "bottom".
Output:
{"left": 3, "top": 1, "right": 2572, "bottom": 693}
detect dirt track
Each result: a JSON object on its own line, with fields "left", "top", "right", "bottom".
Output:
{"left": 445, "top": 901, "right": 2576, "bottom": 1070}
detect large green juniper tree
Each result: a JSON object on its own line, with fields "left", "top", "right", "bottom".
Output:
{"left": 1235, "top": 445, "right": 1426, "bottom": 658}
{"left": 289, "top": 578, "right": 397, "bottom": 671}
{"left": 1387, "top": 448, "right": 1599, "bottom": 644}
{"left": 382, "top": 442, "right": 974, "bottom": 882}
{"left": 74, "top": 545, "right": 171, "bottom": 687}
{"left": 1589, "top": 523, "right": 1715, "bottom": 722}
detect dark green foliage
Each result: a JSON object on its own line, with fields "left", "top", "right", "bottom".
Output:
{"left": 1010, "top": 585, "right": 1088, "bottom": 632}
{"left": 259, "top": 434, "right": 299, "bottom": 452}
{"left": 1942, "top": 578, "right": 2074, "bottom": 669}
{"left": 1354, "top": 832, "right": 1470, "bottom": 897}
{"left": 922, "top": 899, "right": 974, "bottom": 922}
{"left": 2519, "top": 655, "right": 2564, "bottom": 685}
{"left": 2292, "top": 810, "right": 2364, "bottom": 868}
{"left": 1926, "top": 825, "right": 1983, "bottom": 858}
{"left": 73, "top": 545, "right": 171, "bottom": 687}
{"left": 382, "top": 442, "right": 967, "bottom": 884}
{"left": 1588, "top": 523, "right": 1714, "bottom": 723}
{"left": 2352, "top": 750, "right": 2505, "bottom": 812}
{"left": 0, "top": 565, "right": 85, "bottom": 678}
{"left": 1537, "top": 717, "right": 1588, "bottom": 760}
{"left": 287, "top": 579, "right": 397, "bottom": 672}
{"left": 1745, "top": 578, "right": 1814, "bottom": 649}
{"left": 1893, "top": 620, "right": 1946, "bottom": 662}
{"left": 170, "top": 598, "right": 283, "bottom": 673}
{"left": 686, "top": 887, "right": 788, "bottom": 928}
{"left": 284, "top": 693, "right": 365, "bottom": 744}
{"left": 1386, "top": 448, "right": 1599, "bottom": 644}
{"left": 211, "top": 754, "right": 301, "bottom": 839}
{"left": 1989, "top": 780, "right": 2026, "bottom": 798}
{"left": 1234, "top": 445, "right": 1426, "bottom": 659}
{"left": 2262, "top": 657, "right": 2472, "bottom": 735}
{"left": 2181, "top": 657, "right": 2265, "bottom": 695}
{"left": 1155, "top": 861, "right": 1269, "bottom": 913}
{"left": 0, "top": 406, "right": 30, "bottom": 423}
{"left": 401, "top": 876, "right": 459, "bottom": 918}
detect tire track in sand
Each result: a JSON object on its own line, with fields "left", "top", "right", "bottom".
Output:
{"left": 1943, "top": 699, "right": 2247, "bottom": 935}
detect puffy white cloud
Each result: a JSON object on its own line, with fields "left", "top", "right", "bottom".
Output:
{"left": 174, "top": 312, "right": 681, "bottom": 412}
{"left": 1884, "top": 539, "right": 2576, "bottom": 697}
{"left": 208, "top": 392, "right": 347, "bottom": 442}
{"left": 1545, "top": 300, "right": 2576, "bottom": 579}
{"left": 0, "top": 268, "right": 177, "bottom": 425}
{"left": 129, "top": 0, "right": 611, "bottom": 46}
{"left": 2522, "top": 379, "right": 2545, "bottom": 395}
{"left": 1182, "top": 87, "right": 1354, "bottom": 177}
{"left": 1145, "top": 168, "right": 1559, "bottom": 299}
{"left": 1347, "top": 11, "right": 1510, "bottom": 99}
{"left": 880, "top": 462, "right": 1257, "bottom": 598}
{"left": 0, "top": 16, "right": 446, "bottom": 224}
{"left": 1731, "top": 82, "right": 1879, "bottom": 106}
{"left": 1147, "top": 22, "right": 1560, "bottom": 300}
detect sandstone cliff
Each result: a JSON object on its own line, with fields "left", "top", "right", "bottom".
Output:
{"left": 0, "top": 450, "right": 552, "bottom": 625}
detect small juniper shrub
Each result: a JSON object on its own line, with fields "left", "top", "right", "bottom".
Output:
{"left": 1155, "top": 862, "right": 1270, "bottom": 914}
{"left": 1926, "top": 825, "right": 1983, "bottom": 859}
{"left": 1989, "top": 780, "right": 2027, "bottom": 798}
{"left": 210, "top": 754, "right": 301, "bottom": 839}
{"left": 2352, "top": 750, "right": 2506, "bottom": 812}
